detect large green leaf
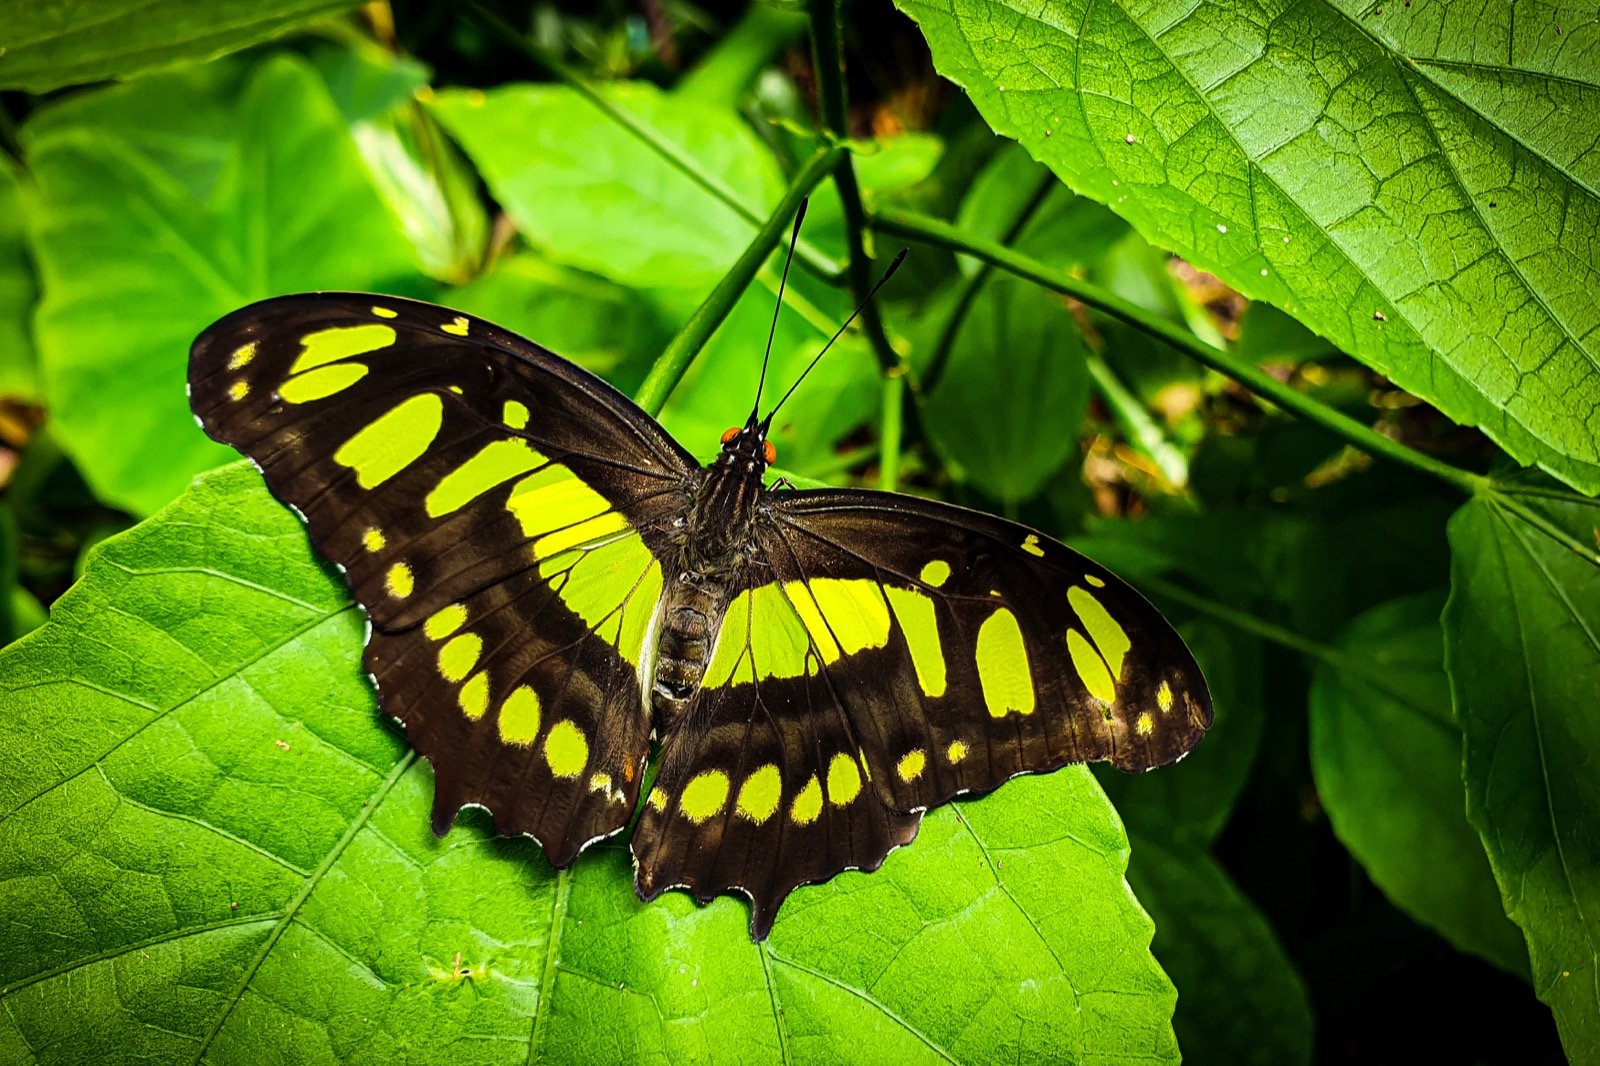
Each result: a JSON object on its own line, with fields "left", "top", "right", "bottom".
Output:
{"left": 896, "top": 0, "right": 1600, "bottom": 494}
{"left": 1129, "top": 834, "right": 1312, "bottom": 1066}
{"left": 429, "top": 83, "right": 784, "bottom": 294}
{"left": 0, "top": 462, "right": 1182, "bottom": 1064}
{"left": 923, "top": 276, "right": 1089, "bottom": 504}
{"left": 1445, "top": 484, "right": 1600, "bottom": 1058}
{"left": 25, "top": 53, "right": 426, "bottom": 516}
{"left": 0, "top": 159, "right": 37, "bottom": 401}
{"left": 1310, "top": 591, "right": 1527, "bottom": 974}
{"left": 0, "top": 0, "right": 359, "bottom": 92}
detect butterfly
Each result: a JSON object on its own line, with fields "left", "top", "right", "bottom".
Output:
{"left": 188, "top": 271, "right": 1211, "bottom": 940}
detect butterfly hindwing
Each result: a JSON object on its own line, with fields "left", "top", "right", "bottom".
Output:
{"left": 190, "top": 293, "right": 695, "bottom": 863}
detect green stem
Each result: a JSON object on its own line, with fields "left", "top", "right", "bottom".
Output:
{"left": 925, "top": 170, "right": 1057, "bottom": 393}
{"left": 459, "top": 0, "right": 844, "bottom": 282}
{"left": 878, "top": 372, "right": 905, "bottom": 492}
{"left": 873, "top": 206, "right": 1489, "bottom": 497}
{"left": 806, "top": 0, "right": 899, "bottom": 376}
{"left": 1137, "top": 574, "right": 1336, "bottom": 665}
{"left": 633, "top": 145, "right": 843, "bottom": 416}
{"left": 1085, "top": 354, "right": 1189, "bottom": 488}
{"left": 675, "top": 4, "right": 808, "bottom": 105}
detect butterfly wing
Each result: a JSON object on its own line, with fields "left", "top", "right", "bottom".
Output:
{"left": 633, "top": 486, "right": 1210, "bottom": 935}
{"left": 189, "top": 293, "right": 695, "bottom": 864}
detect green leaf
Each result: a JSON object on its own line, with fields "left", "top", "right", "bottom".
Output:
{"left": 0, "top": 462, "right": 1182, "bottom": 1064}
{"left": 1129, "top": 834, "right": 1313, "bottom": 1066}
{"left": 923, "top": 276, "right": 1089, "bottom": 504}
{"left": 1097, "top": 620, "right": 1263, "bottom": 849}
{"left": 0, "top": 0, "right": 360, "bottom": 92}
{"left": 428, "top": 83, "right": 785, "bottom": 293}
{"left": 448, "top": 251, "right": 671, "bottom": 393}
{"left": 955, "top": 143, "right": 1128, "bottom": 275}
{"left": 0, "top": 159, "right": 37, "bottom": 401}
{"left": 1445, "top": 484, "right": 1600, "bottom": 1058}
{"left": 895, "top": 0, "right": 1600, "bottom": 493}
{"left": 25, "top": 53, "right": 426, "bottom": 516}
{"left": 1310, "top": 590, "right": 1527, "bottom": 974}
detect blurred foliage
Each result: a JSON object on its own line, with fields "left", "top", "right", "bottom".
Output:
{"left": 0, "top": 0, "right": 1593, "bottom": 1063}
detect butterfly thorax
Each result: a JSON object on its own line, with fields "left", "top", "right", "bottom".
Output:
{"left": 649, "top": 430, "right": 770, "bottom": 723}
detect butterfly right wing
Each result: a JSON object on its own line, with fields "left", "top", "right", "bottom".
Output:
{"left": 190, "top": 293, "right": 696, "bottom": 864}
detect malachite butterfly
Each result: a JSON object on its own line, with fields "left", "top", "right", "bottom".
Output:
{"left": 189, "top": 282, "right": 1211, "bottom": 939}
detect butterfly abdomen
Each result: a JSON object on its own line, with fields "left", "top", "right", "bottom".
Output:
{"left": 652, "top": 579, "right": 729, "bottom": 719}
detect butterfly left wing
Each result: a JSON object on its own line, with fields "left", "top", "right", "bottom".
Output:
{"left": 632, "top": 486, "right": 1210, "bottom": 936}
{"left": 189, "top": 293, "right": 696, "bottom": 865}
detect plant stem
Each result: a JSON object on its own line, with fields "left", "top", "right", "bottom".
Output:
{"left": 633, "top": 145, "right": 843, "bottom": 416}
{"left": 874, "top": 206, "right": 1489, "bottom": 497}
{"left": 805, "top": 0, "right": 899, "bottom": 376}
{"left": 1085, "top": 354, "right": 1189, "bottom": 488}
{"left": 878, "top": 371, "right": 905, "bottom": 491}
{"left": 458, "top": 0, "right": 844, "bottom": 282}
{"left": 1137, "top": 574, "right": 1337, "bottom": 665}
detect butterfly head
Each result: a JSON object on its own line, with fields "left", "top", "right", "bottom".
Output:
{"left": 718, "top": 413, "right": 777, "bottom": 472}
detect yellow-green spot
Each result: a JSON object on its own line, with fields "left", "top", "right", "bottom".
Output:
{"left": 919, "top": 560, "right": 951, "bottom": 588}
{"left": 503, "top": 400, "right": 530, "bottom": 430}
{"left": 1157, "top": 680, "right": 1174, "bottom": 713}
{"left": 1022, "top": 533, "right": 1045, "bottom": 557}
{"left": 827, "top": 753, "right": 861, "bottom": 806}
{"left": 736, "top": 765, "right": 782, "bottom": 823}
{"left": 788, "top": 578, "right": 890, "bottom": 662}
{"left": 886, "top": 586, "right": 945, "bottom": 697}
{"left": 498, "top": 686, "right": 540, "bottom": 745}
{"left": 362, "top": 528, "right": 385, "bottom": 553}
{"left": 1135, "top": 712, "right": 1154, "bottom": 737}
{"left": 540, "top": 536, "right": 659, "bottom": 669}
{"left": 228, "top": 342, "right": 257, "bottom": 370}
{"left": 459, "top": 672, "right": 489, "bottom": 720}
{"left": 1069, "top": 586, "right": 1130, "bottom": 679}
{"left": 438, "top": 633, "right": 481, "bottom": 682}
{"left": 280, "top": 362, "right": 367, "bottom": 404}
{"left": 427, "top": 440, "right": 546, "bottom": 517}
{"left": 946, "top": 740, "right": 968, "bottom": 764}
{"left": 1068, "top": 629, "right": 1117, "bottom": 704}
{"left": 228, "top": 380, "right": 249, "bottom": 401}
{"left": 424, "top": 605, "right": 467, "bottom": 641}
{"left": 544, "top": 720, "right": 587, "bottom": 777}
{"left": 976, "top": 607, "right": 1034, "bottom": 717}
{"left": 704, "top": 584, "right": 812, "bottom": 687}
{"left": 371, "top": 305, "right": 398, "bottom": 318}
{"left": 1086, "top": 574, "right": 1106, "bottom": 588}
{"left": 385, "top": 562, "right": 414, "bottom": 599}
{"left": 443, "top": 315, "right": 470, "bottom": 336}
{"left": 508, "top": 465, "right": 627, "bottom": 554}
{"left": 589, "top": 773, "right": 613, "bottom": 794}
{"left": 896, "top": 749, "right": 926, "bottom": 783}
{"left": 680, "top": 771, "right": 730, "bottom": 822}
{"left": 647, "top": 787, "right": 666, "bottom": 811}
{"left": 290, "top": 323, "right": 396, "bottom": 374}
{"left": 334, "top": 393, "right": 443, "bottom": 488}
{"left": 791, "top": 775, "right": 823, "bottom": 825}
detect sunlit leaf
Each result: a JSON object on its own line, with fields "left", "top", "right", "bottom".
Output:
{"left": 0, "top": 0, "right": 359, "bottom": 92}
{"left": 1310, "top": 590, "right": 1527, "bottom": 974}
{"left": 896, "top": 0, "right": 1600, "bottom": 493}
{"left": 0, "top": 160, "right": 36, "bottom": 401}
{"left": 0, "top": 462, "right": 1183, "bottom": 1064}
{"left": 25, "top": 53, "right": 426, "bottom": 515}
{"left": 1445, "top": 483, "right": 1600, "bottom": 1057}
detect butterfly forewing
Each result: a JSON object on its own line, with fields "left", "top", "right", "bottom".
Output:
{"left": 189, "top": 293, "right": 695, "bottom": 863}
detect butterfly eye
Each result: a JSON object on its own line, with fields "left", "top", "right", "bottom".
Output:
{"left": 763, "top": 440, "right": 777, "bottom": 465}
{"left": 721, "top": 427, "right": 740, "bottom": 445}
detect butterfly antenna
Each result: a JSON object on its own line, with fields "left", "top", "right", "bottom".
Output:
{"left": 762, "top": 248, "right": 907, "bottom": 428}
{"left": 753, "top": 199, "right": 809, "bottom": 422}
